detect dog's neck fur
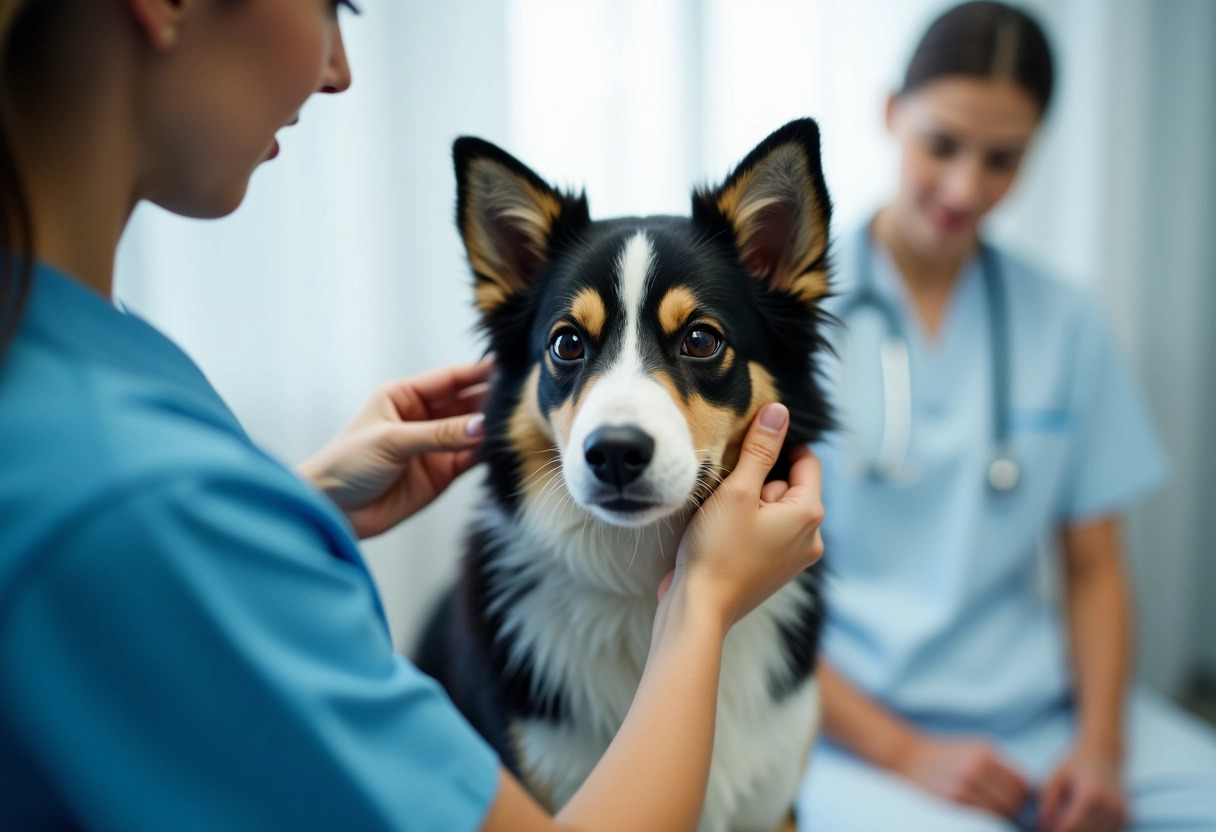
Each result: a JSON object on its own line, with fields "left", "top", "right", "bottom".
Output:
{"left": 475, "top": 492, "right": 685, "bottom": 728}
{"left": 487, "top": 466, "right": 691, "bottom": 597}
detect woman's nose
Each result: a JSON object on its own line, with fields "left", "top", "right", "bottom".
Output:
{"left": 941, "top": 157, "right": 985, "bottom": 210}
{"left": 320, "top": 26, "right": 352, "bottom": 94}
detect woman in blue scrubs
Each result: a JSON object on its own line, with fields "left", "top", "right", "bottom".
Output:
{"left": 796, "top": 3, "right": 1216, "bottom": 831}
{"left": 0, "top": 2, "right": 826, "bottom": 830}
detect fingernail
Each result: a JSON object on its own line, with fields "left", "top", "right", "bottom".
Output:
{"left": 466, "top": 413, "right": 485, "bottom": 437}
{"left": 759, "top": 403, "right": 788, "bottom": 432}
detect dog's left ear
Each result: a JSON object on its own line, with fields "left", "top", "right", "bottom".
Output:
{"left": 692, "top": 118, "right": 832, "bottom": 304}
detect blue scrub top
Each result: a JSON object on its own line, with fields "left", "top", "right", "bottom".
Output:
{"left": 817, "top": 224, "right": 1167, "bottom": 733}
{"left": 0, "top": 263, "right": 499, "bottom": 831}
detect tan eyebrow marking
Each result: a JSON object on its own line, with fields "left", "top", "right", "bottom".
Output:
{"left": 658, "top": 286, "right": 699, "bottom": 336}
{"left": 570, "top": 287, "right": 607, "bottom": 340}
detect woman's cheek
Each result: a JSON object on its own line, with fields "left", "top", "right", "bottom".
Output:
{"left": 905, "top": 149, "right": 943, "bottom": 207}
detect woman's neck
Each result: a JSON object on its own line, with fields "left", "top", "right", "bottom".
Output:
{"left": 8, "top": 13, "right": 136, "bottom": 300}
{"left": 872, "top": 205, "right": 977, "bottom": 340}
{"left": 21, "top": 144, "right": 134, "bottom": 299}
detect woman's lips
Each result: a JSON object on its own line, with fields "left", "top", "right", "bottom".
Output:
{"left": 929, "top": 205, "right": 970, "bottom": 234}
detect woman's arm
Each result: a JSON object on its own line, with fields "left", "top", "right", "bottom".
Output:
{"left": 819, "top": 661, "right": 917, "bottom": 771}
{"left": 1059, "top": 516, "right": 1131, "bottom": 760}
{"left": 483, "top": 584, "right": 728, "bottom": 831}
{"left": 1038, "top": 516, "right": 1132, "bottom": 832}
{"left": 481, "top": 404, "right": 826, "bottom": 832}
{"left": 819, "top": 661, "right": 1030, "bottom": 818}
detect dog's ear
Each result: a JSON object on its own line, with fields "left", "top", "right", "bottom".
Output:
{"left": 454, "top": 138, "right": 589, "bottom": 316}
{"left": 692, "top": 118, "right": 832, "bottom": 304}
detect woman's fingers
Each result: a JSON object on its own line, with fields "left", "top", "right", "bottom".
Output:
{"left": 427, "top": 381, "right": 492, "bottom": 419}
{"left": 984, "top": 758, "right": 1031, "bottom": 816}
{"left": 723, "top": 404, "right": 789, "bottom": 496}
{"left": 1039, "top": 768, "right": 1068, "bottom": 829}
{"left": 384, "top": 357, "right": 496, "bottom": 417}
{"left": 387, "top": 413, "right": 486, "bottom": 459}
{"left": 974, "top": 772, "right": 1020, "bottom": 817}
{"left": 760, "top": 480, "right": 789, "bottom": 503}
{"left": 778, "top": 448, "right": 823, "bottom": 507}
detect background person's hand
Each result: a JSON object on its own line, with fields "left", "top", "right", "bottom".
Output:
{"left": 659, "top": 403, "right": 825, "bottom": 629}
{"left": 892, "top": 733, "right": 1033, "bottom": 819}
{"left": 1038, "top": 746, "right": 1128, "bottom": 832}
{"left": 298, "top": 358, "right": 493, "bottom": 538}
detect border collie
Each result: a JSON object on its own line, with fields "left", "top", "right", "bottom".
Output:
{"left": 417, "top": 118, "right": 833, "bottom": 832}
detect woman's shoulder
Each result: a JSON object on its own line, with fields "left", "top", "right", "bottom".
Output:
{"left": 3, "top": 308, "right": 256, "bottom": 491}
{"left": 987, "top": 243, "right": 1115, "bottom": 338}
{"left": 0, "top": 286, "right": 348, "bottom": 591}
{"left": 991, "top": 244, "right": 1091, "bottom": 307}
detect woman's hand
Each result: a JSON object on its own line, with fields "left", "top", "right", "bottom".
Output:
{"left": 1038, "top": 746, "right": 1128, "bottom": 832}
{"left": 891, "top": 733, "right": 1032, "bottom": 819}
{"left": 298, "top": 359, "right": 493, "bottom": 538}
{"left": 661, "top": 403, "right": 825, "bottom": 630}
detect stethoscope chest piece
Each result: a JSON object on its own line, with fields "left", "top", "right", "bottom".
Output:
{"left": 988, "top": 454, "right": 1020, "bottom": 492}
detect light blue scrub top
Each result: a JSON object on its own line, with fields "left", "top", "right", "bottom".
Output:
{"left": 817, "top": 225, "right": 1167, "bottom": 734}
{"left": 0, "top": 263, "right": 499, "bottom": 831}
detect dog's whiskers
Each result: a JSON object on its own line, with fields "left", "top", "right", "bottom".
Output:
{"left": 516, "top": 458, "right": 564, "bottom": 493}
{"left": 626, "top": 526, "right": 642, "bottom": 575}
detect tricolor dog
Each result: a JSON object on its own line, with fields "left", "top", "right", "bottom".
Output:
{"left": 416, "top": 118, "right": 834, "bottom": 832}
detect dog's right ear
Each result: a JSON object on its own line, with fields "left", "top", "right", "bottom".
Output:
{"left": 454, "top": 138, "right": 589, "bottom": 316}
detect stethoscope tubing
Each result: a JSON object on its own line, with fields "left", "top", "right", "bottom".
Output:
{"left": 838, "top": 224, "right": 1019, "bottom": 492}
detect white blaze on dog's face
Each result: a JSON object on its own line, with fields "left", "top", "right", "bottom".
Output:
{"left": 559, "top": 232, "right": 698, "bottom": 526}
{"left": 453, "top": 121, "right": 834, "bottom": 535}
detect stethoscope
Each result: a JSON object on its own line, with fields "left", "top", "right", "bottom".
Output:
{"left": 837, "top": 226, "right": 1020, "bottom": 493}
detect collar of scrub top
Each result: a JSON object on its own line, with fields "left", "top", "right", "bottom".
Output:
{"left": 835, "top": 220, "right": 1020, "bottom": 493}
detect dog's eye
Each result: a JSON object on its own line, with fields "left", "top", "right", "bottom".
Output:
{"left": 682, "top": 327, "right": 722, "bottom": 359}
{"left": 551, "top": 330, "right": 585, "bottom": 362}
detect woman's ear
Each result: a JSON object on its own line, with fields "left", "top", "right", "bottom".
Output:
{"left": 126, "top": 0, "right": 193, "bottom": 51}
{"left": 884, "top": 93, "right": 899, "bottom": 134}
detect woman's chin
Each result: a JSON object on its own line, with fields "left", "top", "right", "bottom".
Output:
{"left": 153, "top": 182, "right": 251, "bottom": 221}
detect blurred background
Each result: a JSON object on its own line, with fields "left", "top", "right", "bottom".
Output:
{"left": 114, "top": 0, "right": 1216, "bottom": 719}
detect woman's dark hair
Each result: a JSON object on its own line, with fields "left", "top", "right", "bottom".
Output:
{"left": 0, "top": 0, "right": 37, "bottom": 361}
{"left": 900, "top": 1, "right": 1055, "bottom": 114}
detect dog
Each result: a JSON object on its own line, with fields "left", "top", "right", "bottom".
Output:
{"left": 415, "top": 118, "right": 833, "bottom": 832}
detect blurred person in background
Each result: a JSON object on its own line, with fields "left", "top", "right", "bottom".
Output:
{"left": 0, "top": 1, "right": 826, "bottom": 830}
{"left": 795, "top": 2, "right": 1216, "bottom": 831}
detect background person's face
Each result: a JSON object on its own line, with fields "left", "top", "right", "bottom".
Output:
{"left": 886, "top": 76, "right": 1040, "bottom": 253}
{"left": 139, "top": 0, "right": 353, "bottom": 219}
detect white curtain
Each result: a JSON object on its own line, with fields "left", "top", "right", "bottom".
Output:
{"left": 116, "top": 0, "right": 1216, "bottom": 696}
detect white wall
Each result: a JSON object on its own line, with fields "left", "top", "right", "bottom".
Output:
{"left": 1116, "top": 0, "right": 1216, "bottom": 683}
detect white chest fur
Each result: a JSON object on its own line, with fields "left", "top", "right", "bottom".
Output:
{"left": 484, "top": 510, "right": 820, "bottom": 832}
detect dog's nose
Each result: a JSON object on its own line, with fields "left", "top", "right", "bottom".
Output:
{"left": 584, "top": 425, "right": 654, "bottom": 488}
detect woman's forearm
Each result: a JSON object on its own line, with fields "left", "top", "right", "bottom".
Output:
{"left": 555, "top": 581, "right": 726, "bottom": 832}
{"left": 819, "top": 660, "right": 919, "bottom": 771}
{"left": 481, "top": 581, "right": 729, "bottom": 827}
{"left": 1060, "top": 517, "right": 1132, "bottom": 759}
{"left": 481, "top": 587, "right": 728, "bottom": 832}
